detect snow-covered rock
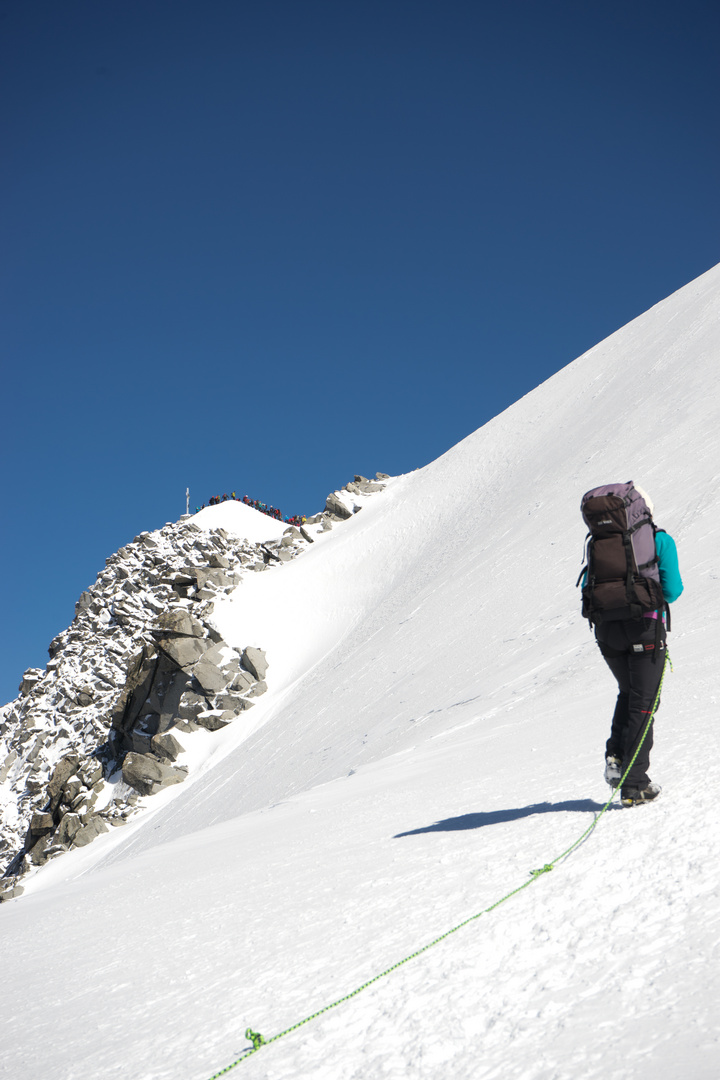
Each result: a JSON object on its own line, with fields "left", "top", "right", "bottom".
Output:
{"left": 0, "top": 478, "right": 388, "bottom": 893}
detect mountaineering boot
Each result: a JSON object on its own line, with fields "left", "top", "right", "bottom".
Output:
{"left": 604, "top": 755, "right": 622, "bottom": 789}
{"left": 621, "top": 781, "right": 662, "bottom": 807}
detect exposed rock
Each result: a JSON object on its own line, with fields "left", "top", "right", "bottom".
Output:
{"left": 150, "top": 731, "right": 184, "bottom": 762}
{"left": 176, "top": 690, "right": 211, "bottom": 723}
{"left": 74, "top": 591, "right": 93, "bottom": 615}
{"left": 208, "top": 554, "right": 231, "bottom": 568}
{"left": 154, "top": 610, "right": 206, "bottom": 638}
{"left": 79, "top": 761, "right": 103, "bottom": 788}
{"left": 193, "top": 711, "right": 231, "bottom": 732}
{"left": 28, "top": 812, "right": 55, "bottom": 839}
{"left": 157, "top": 635, "right": 209, "bottom": 672}
{"left": 193, "top": 662, "right": 231, "bottom": 696}
{"left": 131, "top": 730, "right": 154, "bottom": 755}
{"left": 241, "top": 647, "right": 268, "bottom": 681}
{"left": 122, "top": 753, "right": 188, "bottom": 796}
{"left": 230, "top": 670, "right": 256, "bottom": 694}
{"left": 19, "top": 669, "right": 44, "bottom": 696}
{"left": 157, "top": 670, "right": 194, "bottom": 731}
{"left": 110, "top": 646, "right": 160, "bottom": 733}
{"left": 62, "top": 776, "right": 84, "bottom": 805}
{"left": 212, "top": 692, "right": 251, "bottom": 714}
{"left": 325, "top": 492, "right": 353, "bottom": 520}
{"left": 0, "top": 749, "right": 18, "bottom": 783}
{"left": 48, "top": 755, "right": 81, "bottom": 811}
{"left": 28, "top": 836, "right": 52, "bottom": 866}
{"left": 56, "top": 813, "right": 83, "bottom": 846}
{"left": 0, "top": 882, "right": 24, "bottom": 902}
{"left": 72, "top": 813, "right": 110, "bottom": 847}
{"left": 1, "top": 472, "right": 389, "bottom": 891}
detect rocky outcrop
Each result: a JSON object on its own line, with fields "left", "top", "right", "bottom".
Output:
{"left": 121, "top": 753, "right": 188, "bottom": 797}
{"left": 324, "top": 472, "right": 389, "bottom": 520}
{"left": 0, "top": 471, "right": 391, "bottom": 899}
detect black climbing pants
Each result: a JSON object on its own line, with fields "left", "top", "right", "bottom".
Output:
{"left": 595, "top": 617, "right": 666, "bottom": 790}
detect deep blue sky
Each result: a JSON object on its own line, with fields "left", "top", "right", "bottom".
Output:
{"left": 2, "top": 0, "right": 718, "bottom": 704}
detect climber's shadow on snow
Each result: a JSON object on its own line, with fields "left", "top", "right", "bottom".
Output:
{"left": 394, "top": 799, "right": 618, "bottom": 838}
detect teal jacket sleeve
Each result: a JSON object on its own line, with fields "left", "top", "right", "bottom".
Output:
{"left": 656, "top": 531, "right": 683, "bottom": 603}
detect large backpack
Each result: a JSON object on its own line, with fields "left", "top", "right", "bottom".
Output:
{"left": 578, "top": 482, "right": 666, "bottom": 625}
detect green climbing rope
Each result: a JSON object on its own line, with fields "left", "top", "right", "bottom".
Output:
{"left": 206, "top": 652, "right": 671, "bottom": 1078}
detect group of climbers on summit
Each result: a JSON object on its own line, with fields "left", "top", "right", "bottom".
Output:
{"left": 196, "top": 492, "right": 307, "bottom": 527}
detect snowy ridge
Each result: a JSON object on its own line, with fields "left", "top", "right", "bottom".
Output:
{"left": 1, "top": 264, "right": 720, "bottom": 1080}
{"left": 0, "top": 484, "right": 387, "bottom": 893}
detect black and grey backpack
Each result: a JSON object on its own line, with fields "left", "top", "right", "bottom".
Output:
{"left": 578, "top": 482, "right": 667, "bottom": 626}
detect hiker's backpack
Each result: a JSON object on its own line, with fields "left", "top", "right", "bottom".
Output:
{"left": 578, "top": 482, "right": 666, "bottom": 625}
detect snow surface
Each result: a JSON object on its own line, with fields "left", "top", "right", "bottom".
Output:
{"left": 191, "top": 500, "right": 289, "bottom": 542}
{"left": 2, "top": 264, "right": 720, "bottom": 1080}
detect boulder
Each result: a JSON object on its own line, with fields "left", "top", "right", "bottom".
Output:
{"left": 193, "top": 711, "right": 231, "bottom": 732}
{"left": 79, "top": 761, "right": 104, "bottom": 788}
{"left": 212, "top": 693, "right": 251, "bottom": 715}
{"left": 150, "top": 731, "right": 184, "bottom": 762}
{"left": 154, "top": 610, "right": 206, "bottom": 638}
{"left": 48, "top": 754, "right": 81, "bottom": 809}
{"left": 193, "top": 643, "right": 237, "bottom": 694}
{"left": 19, "top": 668, "right": 44, "bottom": 696}
{"left": 0, "top": 884, "right": 24, "bottom": 902}
{"left": 131, "top": 731, "right": 154, "bottom": 755}
{"left": 72, "top": 813, "right": 110, "bottom": 847}
{"left": 121, "top": 753, "right": 188, "bottom": 796}
{"left": 61, "top": 776, "right": 84, "bottom": 804}
{"left": 188, "top": 567, "right": 235, "bottom": 591}
{"left": 176, "top": 690, "right": 211, "bottom": 723}
{"left": 157, "top": 635, "right": 209, "bottom": 671}
{"left": 74, "top": 591, "right": 93, "bottom": 616}
{"left": 56, "top": 813, "right": 83, "bottom": 846}
{"left": 231, "top": 670, "right": 255, "bottom": 694}
{"left": 324, "top": 492, "right": 353, "bottom": 520}
{"left": 208, "top": 554, "right": 231, "bottom": 568}
{"left": 241, "top": 647, "right": 268, "bottom": 681}
{"left": 75, "top": 686, "right": 95, "bottom": 707}
{"left": 29, "top": 812, "right": 55, "bottom": 839}
{"left": 28, "top": 836, "right": 51, "bottom": 866}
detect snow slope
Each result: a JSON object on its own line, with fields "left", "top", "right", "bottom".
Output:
{"left": 192, "top": 500, "right": 288, "bottom": 543}
{"left": 2, "top": 264, "right": 719, "bottom": 1080}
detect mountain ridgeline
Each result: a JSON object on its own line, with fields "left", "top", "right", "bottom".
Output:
{"left": 0, "top": 475, "right": 389, "bottom": 899}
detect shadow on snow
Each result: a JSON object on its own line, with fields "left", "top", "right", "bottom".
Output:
{"left": 394, "top": 799, "right": 620, "bottom": 838}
